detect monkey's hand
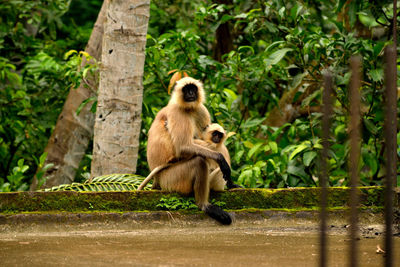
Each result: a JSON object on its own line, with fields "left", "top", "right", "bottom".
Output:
{"left": 216, "top": 153, "right": 231, "bottom": 181}
{"left": 226, "top": 181, "right": 243, "bottom": 189}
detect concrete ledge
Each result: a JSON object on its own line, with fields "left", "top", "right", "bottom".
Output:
{"left": 0, "top": 187, "right": 398, "bottom": 236}
{"left": 0, "top": 186, "right": 394, "bottom": 213}
{"left": 0, "top": 209, "right": 386, "bottom": 236}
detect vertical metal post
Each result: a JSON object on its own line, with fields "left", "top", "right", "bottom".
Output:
{"left": 319, "top": 71, "right": 333, "bottom": 267}
{"left": 393, "top": 0, "right": 397, "bottom": 47}
{"left": 383, "top": 2, "right": 397, "bottom": 265}
{"left": 349, "top": 56, "right": 361, "bottom": 267}
{"left": 384, "top": 44, "right": 396, "bottom": 267}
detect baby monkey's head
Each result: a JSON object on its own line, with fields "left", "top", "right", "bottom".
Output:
{"left": 204, "top": 123, "right": 226, "bottom": 145}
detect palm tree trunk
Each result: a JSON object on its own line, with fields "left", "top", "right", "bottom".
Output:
{"left": 91, "top": 0, "right": 150, "bottom": 177}
{"left": 30, "top": 2, "right": 107, "bottom": 190}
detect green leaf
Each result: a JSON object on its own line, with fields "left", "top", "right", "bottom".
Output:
{"left": 39, "top": 152, "right": 48, "bottom": 165}
{"left": 223, "top": 89, "right": 237, "bottom": 100}
{"left": 41, "top": 174, "right": 150, "bottom": 192}
{"left": 287, "top": 165, "right": 308, "bottom": 179}
{"left": 278, "top": 7, "right": 285, "bottom": 19}
{"left": 20, "top": 165, "right": 29, "bottom": 173}
{"left": 290, "top": 3, "right": 303, "bottom": 20}
{"left": 220, "top": 14, "right": 233, "bottom": 24}
{"left": 373, "top": 42, "right": 385, "bottom": 57}
{"left": 242, "top": 117, "right": 266, "bottom": 128}
{"left": 265, "top": 41, "right": 285, "bottom": 53}
{"left": 248, "top": 142, "right": 263, "bottom": 158}
{"left": 264, "top": 48, "right": 292, "bottom": 69}
{"left": 334, "top": 124, "right": 346, "bottom": 138}
{"left": 358, "top": 12, "right": 379, "bottom": 28}
{"left": 64, "top": 50, "right": 77, "bottom": 60}
{"left": 234, "top": 150, "right": 244, "bottom": 163}
{"left": 268, "top": 141, "right": 278, "bottom": 154}
{"left": 287, "top": 175, "right": 300, "bottom": 187}
{"left": 303, "top": 151, "right": 317, "bottom": 167}
{"left": 17, "top": 159, "right": 24, "bottom": 168}
{"left": 238, "top": 46, "right": 254, "bottom": 54}
{"left": 234, "top": 13, "right": 247, "bottom": 19}
{"left": 368, "top": 69, "right": 383, "bottom": 82}
{"left": 289, "top": 142, "right": 310, "bottom": 160}
{"left": 313, "top": 143, "right": 323, "bottom": 149}
{"left": 238, "top": 169, "right": 253, "bottom": 186}
{"left": 267, "top": 159, "right": 276, "bottom": 169}
{"left": 76, "top": 96, "right": 97, "bottom": 116}
{"left": 363, "top": 118, "right": 378, "bottom": 135}
{"left": 362, "top": 151, "right": 378, "bottom": 175}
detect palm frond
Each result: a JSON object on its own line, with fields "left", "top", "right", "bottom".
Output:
{"left": 40, "top": 174, "right": 152, "bottom": 192}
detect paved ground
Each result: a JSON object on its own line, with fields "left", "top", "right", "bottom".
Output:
{"left": 0, "top": 226, "right": 397, "bottom": 267}
{"left": 0, "top": 210, "right": 398, "bottom": 267}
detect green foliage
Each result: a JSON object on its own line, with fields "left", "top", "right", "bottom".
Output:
{"left": 1, "top": 159, "right": 29, "bottom": 192}
{"left": 156, "top": 196, "right": 227, "bottom": 211}
{"left": 157, "top": 197, "right": 198, "bottom": 211}
{"left": 35, "top": 152, "right": 55, "bottom": 190}
{"left": 0, "top": 0, "right": 100, "bottom": 189}
{"left": 41, "top": 173, "right": 151, "bottom": 192}
{"left": 139, "top": 0, "right": 400, "bottom": 187}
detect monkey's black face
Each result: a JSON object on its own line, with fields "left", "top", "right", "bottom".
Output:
{"left": 182, "top": 84, "right": 198, "bottom": 102}
{"left": 211, "top": 131, "right": 224, "bottom": 144}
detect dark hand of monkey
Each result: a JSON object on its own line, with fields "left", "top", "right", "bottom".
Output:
{"left": 216, "top": 153, "right": 231, "bottom": 181}
{"left": 226, "top": 181, "right": 243, "bottom": 189}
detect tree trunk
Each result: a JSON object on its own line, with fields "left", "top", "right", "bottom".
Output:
{"left": 91, "top": 0, "right": 150, "bottom": 177}
{"left": 256, "top": 74, "right": 321, "bottom": 139}
{"left": 213, "top": 22, "right": 234, "bottom": 62}
{"left": 30, "top": 2, "right": 107, "bottom": 190}
{"left": 212, "top": 0, "right": 233, "bottom": 62}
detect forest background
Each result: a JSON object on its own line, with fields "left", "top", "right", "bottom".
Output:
{"left": 0, "top": 0, "right": 399, "bottom": 192}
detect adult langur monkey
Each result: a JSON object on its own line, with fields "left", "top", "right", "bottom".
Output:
{"left": 146, "top": 77, "right": 239, "bottom": 225}
{"left": 139, "top": 123, "right": 229, "bottom": 191}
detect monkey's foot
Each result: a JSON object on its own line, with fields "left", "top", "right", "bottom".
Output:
{"left": 204, "top": 204, "right": 232, "bottom": 225}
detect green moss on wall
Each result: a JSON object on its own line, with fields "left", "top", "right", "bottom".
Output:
{"left": 0, "top": 186, "right": 391, "bottom": 214}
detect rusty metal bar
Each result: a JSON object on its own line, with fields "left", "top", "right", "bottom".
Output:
{"left": 348, "top": 56, "right": 361, "bottom": 267}
{"left": 382, "top": 2, "right": 397, "bottom": 265}
{"left": 393, "top": 0, "right": 397, "bottom": 47}
{"left": 319, "top": 71, "right": 333, "bottom": 267}
{"left": 384, "top": 44, "right": 396, "bottom": 267}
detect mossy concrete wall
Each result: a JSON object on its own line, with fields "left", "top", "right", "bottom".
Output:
{"left": 0, "top": 186, "right": 397, "bottom": 214}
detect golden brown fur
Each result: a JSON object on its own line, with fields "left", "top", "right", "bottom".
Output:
{"left": 146, "top": 78, "right": 235, "bottom": 218}
{"left": 139, "top": 123, "right": 229, "bottom": 191}
{"left": 194, "top": 123, "right": 230, "bottom": 191}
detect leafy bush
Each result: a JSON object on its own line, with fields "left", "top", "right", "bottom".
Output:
{"left": 0, "top": 0, "right": 98, "bottom": 190}
{"left": 139, "top": 0, "right": 399, "bottom": 188}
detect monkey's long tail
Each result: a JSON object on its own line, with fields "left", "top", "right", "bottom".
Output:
{"left": 137, "top": 164, "right": 173, "bottom": 190}
{"left": 138, "top": 158, "right": 194, "bottom": 190}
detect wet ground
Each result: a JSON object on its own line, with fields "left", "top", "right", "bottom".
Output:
{"left": 0, "top": 226, "right": 398, "bottom": 267}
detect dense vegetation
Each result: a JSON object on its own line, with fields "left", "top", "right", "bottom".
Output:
{"left": 0, "top": 0, "right": 399, "bottom": 191}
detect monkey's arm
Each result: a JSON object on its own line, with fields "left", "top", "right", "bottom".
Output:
{"left": 167, "top": 110, "right": 236, "bottom": 188}
{"left": 180, "top": 143, "right": 233, "bottom": 183}
{"left": 193, "top": 141, "right": 241, "bottom": 189}
{"left": 193, "top": 139, "right": 215, "bottom": 148}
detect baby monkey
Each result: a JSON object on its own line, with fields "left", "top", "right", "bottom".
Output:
{"left": 138, "top": 123, "right": 230, "bottom": 191}
{"left": 195, "top": 123, "right": 230, "bottom": 191}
